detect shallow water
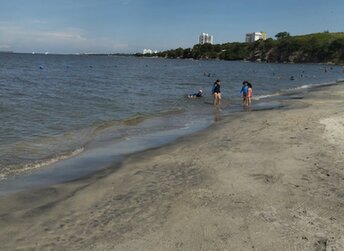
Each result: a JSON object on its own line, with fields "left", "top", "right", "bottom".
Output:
{"left": 0, "top": 52, "right": 343, "bottom": 186}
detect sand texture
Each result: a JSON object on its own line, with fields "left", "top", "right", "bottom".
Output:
{"left": 1, "top": 84, "right": 344, "bottom": 251}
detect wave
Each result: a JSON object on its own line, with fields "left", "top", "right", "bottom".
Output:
{"left": 0, "top": 147, "right": 84, "bottom": 181}
{"left": 122, "top": 114, "right": 150, "bottom": 126}
{"left": 254, "top": 80, "right": 341, "bottom": 101}
{"left": 158, "top": 107, "right": 185, "bottom": 116}
{"left": 0, "top": 108, "right": 189, "bottom": 182}
{"left": 95, "top": 109, "right": 185, "bottom": 129}
{"left": 287, "top": 80, "right": 338, "bottom": 91}
{"left": 254, "top": 93, "right": 281, "bottom": 101}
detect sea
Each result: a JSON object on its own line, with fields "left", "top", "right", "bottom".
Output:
{"left": 1, "top": 52, "right": 343, "bottom": 193}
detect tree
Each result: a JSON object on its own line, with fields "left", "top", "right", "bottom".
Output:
{"left": 175, "top": 47, "right": 184, "bottom": 58}
{"left": 275, "top": 32, "right": 290, "bottom": 40}
{"left": 183, "top": 48, "right": 192, "bottom": 58}
{"left": 329, "top": 38, "right": 344, "bottom": 61}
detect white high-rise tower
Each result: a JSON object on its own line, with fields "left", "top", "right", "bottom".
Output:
{"left": 199, "top": 33, "right": 214, "bottom": 45}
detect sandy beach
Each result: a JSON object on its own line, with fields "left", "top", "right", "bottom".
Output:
{"left": 1, "top": 83, "right": 344, "bottom": 251}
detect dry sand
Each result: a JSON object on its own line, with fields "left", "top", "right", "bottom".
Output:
{"left": 1, "top": 84, "right": 344, "bottom": 251}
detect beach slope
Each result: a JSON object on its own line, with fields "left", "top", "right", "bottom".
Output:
{"left": 1, "top": 84, "right": 344, "bottom": 250}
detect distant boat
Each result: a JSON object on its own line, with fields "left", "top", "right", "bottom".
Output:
{"left": 45, "top": 52, "right": 49, "bottom": 55}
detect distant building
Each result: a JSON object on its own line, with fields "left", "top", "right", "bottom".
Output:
{"left": 143, "top": 49, "right": 158, "bottom": 54}
{"left": 245, "top": 32, "right": 267, "bottom": 43}
{"left": 199, "top": 33, "right": 214, "bottom": 45}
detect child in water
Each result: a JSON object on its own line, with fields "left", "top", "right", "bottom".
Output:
{"left": 240, "top": 80, "right": 253, "bottom": 106}
{"left": 240, "top": 81, "right": 249, "bottom": 106}
{"left": 188, "top": 90, "right": 203, "bottom": 98}
{"left": 247, "top": 83, "right": 253, "bottom": 106}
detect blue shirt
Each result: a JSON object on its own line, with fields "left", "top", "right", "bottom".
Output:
{"left": 240, "top": 85, "right": 248, "bottom": 95}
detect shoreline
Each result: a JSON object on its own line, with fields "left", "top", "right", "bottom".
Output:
{"left": 0, "top": 113, "right": 214, "bottom": 195}
{"left": 2, "top": 79, "right": 343, "bottom": 192}
{"left": 1, "top": 83, "right": 344, "bottom": 250}
{"left": 2, "top": 51, "right": 344, "bottom": 66}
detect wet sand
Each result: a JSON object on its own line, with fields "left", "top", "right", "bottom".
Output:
{"left": 1, "top": 84, "right": 344, "bottom": 251}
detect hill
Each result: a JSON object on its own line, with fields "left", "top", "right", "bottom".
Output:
{"left": 141, "top": 32, "right": 344, "bottom": 64}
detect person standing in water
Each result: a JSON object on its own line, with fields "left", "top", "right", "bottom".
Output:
{"left": 212, "top": 79, "right": 221, "bottom": 106}
{"left": 247, "top": 82, "right": 253, "bottom": 106}
{"left": 240, "top": 80, "right": 249, "bottom": 106}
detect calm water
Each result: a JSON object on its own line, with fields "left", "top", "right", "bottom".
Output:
{"left": 0, "top": 53, "right": 343, "bottom": 188}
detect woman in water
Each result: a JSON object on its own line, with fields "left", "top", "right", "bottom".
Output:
{"left": 212, "top": 79, "right": 221, "bottom": 106}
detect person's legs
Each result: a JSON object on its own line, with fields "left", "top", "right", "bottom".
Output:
{"left": 217, "top": 93, "right": 222, "bottom": 105}
{"left": 213, "top": 93, "right": 217, "bottom": 105}
{"left": 213, "top": 93, "right": 221, "bottom": 106}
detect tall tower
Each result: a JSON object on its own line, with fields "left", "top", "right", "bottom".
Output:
{"left": 199, "top": 33, "right": 214, "bottom": 45}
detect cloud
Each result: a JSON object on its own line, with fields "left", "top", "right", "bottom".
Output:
{"left": 0, "top": 22, "right": 129, "bottom": 53}
{"left": 34, "top": 31, "right": 87, "bottom": 42}
{"left": 0, "top": 44, "right": 10, "bottom": 49}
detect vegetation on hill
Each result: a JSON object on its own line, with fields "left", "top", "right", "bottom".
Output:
{"left": 137, "top": 32, "right": 344, "bottom": 64}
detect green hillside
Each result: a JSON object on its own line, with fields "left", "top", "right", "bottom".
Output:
{"left": 141, "top": 32, "right": 344, "bottom": 64}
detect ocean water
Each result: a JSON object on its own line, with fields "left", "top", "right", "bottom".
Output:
{"left": 0, "top": 53, "right": 343, "bottom": 190}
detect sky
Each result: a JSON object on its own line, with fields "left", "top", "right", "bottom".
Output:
{"left": 0, "top": 0, "right": 343, "bottom": 54}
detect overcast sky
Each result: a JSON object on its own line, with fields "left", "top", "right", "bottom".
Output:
{"left": 0, "top": 0, "right": 343, "bottom": 54}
